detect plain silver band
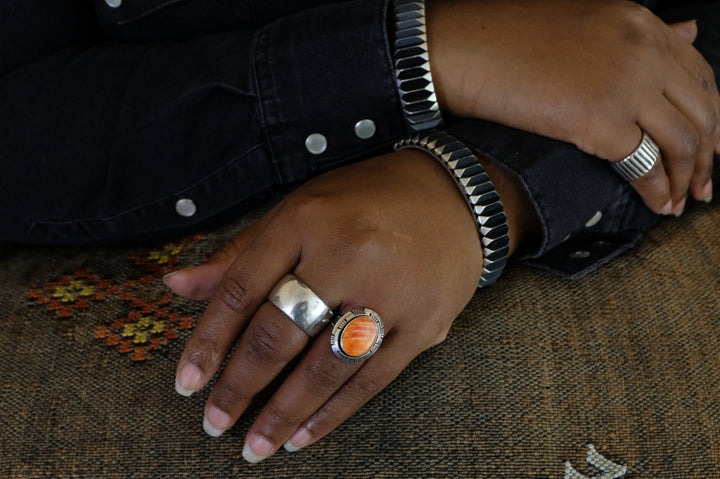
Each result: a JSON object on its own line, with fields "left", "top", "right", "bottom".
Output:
{"left": 611, "top": 132, "right": 660, "bottom": 182}
{"left": 268, "top": 275, "right": 333, "bottom": 336}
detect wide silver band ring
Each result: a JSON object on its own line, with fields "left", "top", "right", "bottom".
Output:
{"left": 330, "top": 308, "right": 385, "bottom": 363}
{"left": 611, "top": 132, "right": 660, "bottom": 182}
{"left": 268, "top": 275, "right": 333, "bottom": 336}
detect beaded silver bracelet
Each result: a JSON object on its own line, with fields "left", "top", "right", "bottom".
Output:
{"left": 395, "top": 132, "right": 509, "bottom": 287}
{"left": 392, "top": 0, "right": 443, "bottom": 131}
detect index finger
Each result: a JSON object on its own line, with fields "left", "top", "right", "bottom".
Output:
{"left": 175, "top": 224, "right": 301, "bottom": 397}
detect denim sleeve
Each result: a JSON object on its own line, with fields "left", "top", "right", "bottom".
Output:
{"left": 0, "top": 0, "right": 409, "bottom": 244}
{"left": 252, "top": 0, "right": 410, "bottom": 185}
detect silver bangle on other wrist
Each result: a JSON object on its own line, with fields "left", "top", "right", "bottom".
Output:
{"left": 395, "top": 131, "right": 509, "bottom": 287}
{"left": 392, "top": 0, "right": 443, "bottom": 131}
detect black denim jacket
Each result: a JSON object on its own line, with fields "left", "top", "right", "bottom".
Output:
{"left": 0, "top": 0, "right": 717, "bottom": 278}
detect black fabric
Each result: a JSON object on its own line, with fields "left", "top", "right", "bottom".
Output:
{"left": 0, "top": 0, "right": 99, "bottom": 76}
{"left": 0, "top": 0, "right": 718, "bottom": 280}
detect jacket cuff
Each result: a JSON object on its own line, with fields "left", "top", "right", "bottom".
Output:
{"left": 253, "top": 0, "right": 411, "bottom": 185}
{"left": 447, "top": 119, "right": 660, "bottom": 279}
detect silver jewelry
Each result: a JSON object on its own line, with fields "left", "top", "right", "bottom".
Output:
{"left": 392, "top": 0, "right": 443, "bottom": 131}
{"left": 611, "top": 132, "right": 660, "bottom": 182}
{"left": 268, "top": 275, "right": 333, "bottom": 336}
{"left": 330, "top": 308, "right": 385, "bottom": 362}
{"left": 395, "top": 131, "right": 509, "bottom": 287}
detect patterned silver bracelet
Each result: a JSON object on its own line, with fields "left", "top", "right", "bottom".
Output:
{"left": 395, "top": 131, "right": 509, "bottom": 287}
{"left": 392, "top": 0, "right": 443, "bottom": 131}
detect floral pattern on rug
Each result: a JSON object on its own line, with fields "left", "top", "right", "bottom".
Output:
{"left": 27, "top": 234, "right": 205, "bottom": 361}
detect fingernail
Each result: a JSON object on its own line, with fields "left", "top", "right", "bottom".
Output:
{"left": 203, "top": 406, "right": 231, "bottom": 438}
{"left": 175, "top": 362, "right": 202, "bottom": 397}
{"left": 284, "top": 428, "right": 312, "bottom": 452}
{"left": 660, "top": 200, "right": 673, "bottom": 216}
{"left": 243, "top": 435, "right": 275, "bottom": 464}
{"left": 162, "top": 272, "right": 178, "bottom": 288}
{"left": 703, "top": 180, "right": 713, "bottom": 203}
{"left": 673, "top": 197, "right": 687, "bottom": 217}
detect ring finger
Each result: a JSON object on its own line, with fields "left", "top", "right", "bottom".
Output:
{"left": 279, "top": 331, "right": 416, "bottom": 456}
{"left": 240, "top": 307, "right": 390, "bottom": 462}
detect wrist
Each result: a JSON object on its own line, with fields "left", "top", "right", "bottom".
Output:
{"left": 395, "top": 132, "right": 509, "bottom": 286}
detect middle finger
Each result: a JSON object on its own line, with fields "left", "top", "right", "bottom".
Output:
{"left": 203, "top": 301, "right": 311, "bottom": 437}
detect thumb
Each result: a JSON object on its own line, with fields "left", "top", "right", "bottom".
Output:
{"left": 668, "top": 20, "right": 698, "bottom": 44}
{"left": 163, "top": 244, "right": 239, "bottom": 301}
{"left": 164, "top": 205, "right": 281, "bottom": 300}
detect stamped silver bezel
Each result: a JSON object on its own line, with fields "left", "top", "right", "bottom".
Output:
{"left": 330, "top": 308, "right": 385, "bottom": 363}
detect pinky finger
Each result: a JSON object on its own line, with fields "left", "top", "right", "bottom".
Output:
{"left": 283, "top": 332, "right": 415, "bottom": 453}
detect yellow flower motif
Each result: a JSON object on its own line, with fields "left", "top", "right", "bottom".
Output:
{"left": 51, "top": 280, "right": 95, "bottom": 303}
{"left": 147, "top": 244, "right": 184, "bottom": 265}
{"left": 121, "top": 317, "right": 166, "bottom": 344}
{"left": 150, "top": 320, "right": 165, "bottom": 334}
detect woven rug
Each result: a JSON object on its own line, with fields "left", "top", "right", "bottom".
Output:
{"left": 2, "top": 200, "right": 720, "bottom": 478}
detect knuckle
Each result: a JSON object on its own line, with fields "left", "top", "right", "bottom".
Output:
{"left": 302, "top": 359, "right": 346, "bottom": 391}
{"left": 615, "top": 3, "right": 657, "bottom": 45}
{"left": 344, "top": 371, "right": 383, "bottom": 398}
{"left": 285, "top": 189, "right": 332, "bottom": 223}
{"left": 697, "top": 62, "right": 717, "bottom": 94}
{"left": 244, "top": 320, "right": 292, "bottom": 365}
{"left": 327, "top": 226, "right": 380, "bottom": 262}
{"left": 702, "top": 108, "right": 719, "bottom": 138}
{"left": 679, "top": 129, "right": 701, "bottom": 161}
{"left": 216, "top": 276, "right": 254, "bottom": 316}
{"left": 264, "top": 406, "right": 300, "bottom": 430}
{"left": 212, "top": 380, "right": 250, "bottom": 409}
{"left": 191, "top": 333, "right": 224, "bottom": 365}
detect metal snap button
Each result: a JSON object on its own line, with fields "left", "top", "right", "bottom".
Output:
{"left": 584, "top": 211, "right": 603, "bottom": 228}
{"left": 175, "top": 198, "right": 197, "bottom": 218}
{"left": 354, "top": 119, "right": 376, "bottom": 140}
{"left": 305, "top": 133, "right": 327, "bottom": 155}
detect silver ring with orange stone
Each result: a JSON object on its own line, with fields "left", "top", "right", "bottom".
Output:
{"left": 330, "top": 308, "right": 385, "bottom": 362}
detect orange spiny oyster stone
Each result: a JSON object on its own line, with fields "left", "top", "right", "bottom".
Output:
{"left": 340, "top": 316, "right": 379, "bottom": 357}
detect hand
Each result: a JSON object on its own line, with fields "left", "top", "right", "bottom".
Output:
{"left": 428, "top": 0, "right": 720, "bottom": 215}
{"left": 165, "top": 150, "right": 535, "bottom": 462}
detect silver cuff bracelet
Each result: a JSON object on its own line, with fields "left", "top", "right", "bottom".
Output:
{"left": 392, "top": 0, "right": 443, "bottom": 131}
{"left": 395, "top": 131, "right": 509, "bottom": 287}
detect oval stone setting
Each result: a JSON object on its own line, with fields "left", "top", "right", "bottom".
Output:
{"left": 340, "top": 316, "right": 378, "bottom": 357}
{"left": 330, "top": 308, "right": 385, "bottom": 362}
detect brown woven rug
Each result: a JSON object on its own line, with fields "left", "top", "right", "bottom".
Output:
{"left": 2, "top": 201, "right": 720, "bottom": 478}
